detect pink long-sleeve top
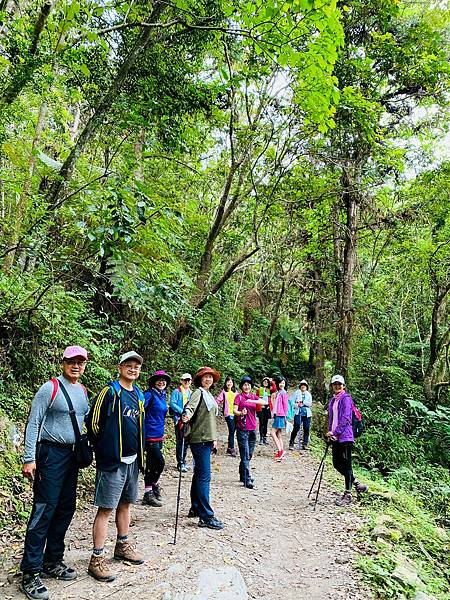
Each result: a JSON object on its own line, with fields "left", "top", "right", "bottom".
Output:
{"left": 272, "top": 390, "right": 288, "bottom": 417}
{"left": 215, "top": 389, "right": 236, "bottom": 417}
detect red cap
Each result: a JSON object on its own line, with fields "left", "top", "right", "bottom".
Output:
{"left": 63, "top": 346, "right": 88, "bottom": 360}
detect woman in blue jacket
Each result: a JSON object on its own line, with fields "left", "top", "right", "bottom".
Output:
{"left": 142, "top": 370, "right": 171, "bottom": 507}
{"left": 170, "top": 373, "right": 192, "bottom": 472}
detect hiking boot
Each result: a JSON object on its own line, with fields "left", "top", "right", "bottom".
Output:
{"left": 153, "top": 484, "right": 162, "bottom": 502}
{"left": 42, "top": 560, "right": 77, "bottom": 580}
{"left": 259, "top": 438, "right": 264, "bottom": 445}
{"left": 354, "top": 480, "right": 368, "bottom": 493}
{"left": 187, "top": 508, "right": 198, "bottom": 518}
{"left": 198, "top": 516, "right": 224, "bottom": 530}
{"left": 180, "top": 463, "right": 188, "bottom": 472}
{"left": 244, "top": 481, "right": 254, "bottom": 489}
{"left": 142, "top": 489, "right": 162, "bottom": 507}
{"left": 88, "top": 554, "right": 116, "bottom": 582}
{"left": 289, "top": 443, "right": 295, "bottom": 451}
{"left": 20, "top": 573, "right": 49, "bottom": 600}
{"left": 114, "top": 540, "right": 144, "bottom": 565}
{"left": 335, "top": 491, "right": 352, "bottom": 506}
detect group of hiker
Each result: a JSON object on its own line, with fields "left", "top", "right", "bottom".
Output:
{"left": 19, "top": 345, "right": 367, "bottom": 600}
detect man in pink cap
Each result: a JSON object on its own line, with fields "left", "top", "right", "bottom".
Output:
{"left": 20, "top": 346, "right": 89, "bottom": 600}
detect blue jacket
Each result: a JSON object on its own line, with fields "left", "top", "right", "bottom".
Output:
{"left": 169, "top": 386, "right": 191, "bottom": 423}
{"left": 144, "top": 388, "right": 168, "bottom": 439}
{"left": 86, "top": 381, "right": 145, "bottom": 471}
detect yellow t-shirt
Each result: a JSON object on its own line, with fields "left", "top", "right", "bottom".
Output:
{"left": 181, "top": 388, "right": 189, "bottom": 406}
{"left": 227, "top": 391, "right": 236, "bottom": 414}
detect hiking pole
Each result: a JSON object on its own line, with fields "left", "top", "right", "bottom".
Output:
{"left": 313, "top": 454, "right": 326, "bottom": 511}
{"left": 173, "top": 424, "right": 186, "bottom": 545}
{"left": 241, "top": 412, "right": 247, "bottom": 488}
{"left": 307, "top": 441, "right": 330, "bottom": 502}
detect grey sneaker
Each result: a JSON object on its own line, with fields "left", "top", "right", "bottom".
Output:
{"left": 335, "top": 491, "right": 352, "bottom": 506}
{"left": 42, "top": 560, "right": 77, "bottom": 580}
{"left": 20, "top": 574, "right": 49, "bottom": 600}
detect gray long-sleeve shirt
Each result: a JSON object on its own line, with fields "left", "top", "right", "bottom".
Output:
{"left": 24, "top": 375, "right": 89, "bottom": 463}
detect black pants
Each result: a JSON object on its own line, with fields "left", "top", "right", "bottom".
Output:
{"left": 236, "top": 429, "right": 256, "bottom": 484}
{"left": 258, "top": 407, "right": 270, "bottom": 438}
{"left": 290, "top": 415, "right": 311, "bottom": 447}
{"left": 144, "top": 441, "right": 165, "bottom": 487}
{"left": 331, "top": 441, "right": 355, "bottom": 491}
{"left": 21, "top": 443, "right": 78, "bottom": 574}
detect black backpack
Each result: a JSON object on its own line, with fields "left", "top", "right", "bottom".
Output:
{"left": 351, "top": 403, "right": 364, "bottom": 438}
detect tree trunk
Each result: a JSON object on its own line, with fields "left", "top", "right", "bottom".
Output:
{"left": 423, "top": 282, "right": 450, "bottom": 405}
{"left": 334, "top": 169, "right": 359, "bottom": 378}
{"left": 264, "top": 276, "right": 286, "bottom": 355}
{"left": 312, "top": 266, "right": 327, "bottom": 402}
{"left": 45, "top": 4, "right": 165, "bottom": 207}
{"left": 0, "top": 1, "right": 55, "bottom": 111}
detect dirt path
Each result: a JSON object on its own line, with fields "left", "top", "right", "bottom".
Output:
{"left": 2, "top": 426, "right": 370, "bottom": 600}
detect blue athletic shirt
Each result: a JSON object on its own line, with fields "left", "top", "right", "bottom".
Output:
{"left": 120, "top": 387, "right": 140, "bottom": 457}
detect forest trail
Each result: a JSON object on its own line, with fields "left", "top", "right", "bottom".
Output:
{"left": 2, "top": 425, "right": 370, "bottom": 600}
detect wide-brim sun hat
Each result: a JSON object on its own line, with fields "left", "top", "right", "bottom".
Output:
{"left": 240, "top": 375, "right": 253, "bottom": 388}
{"left": 149, "top": 370, "right": 172, "bottom": 387}
{"left": 299, "top": 379, "right": 309, "bottom": 389}
{"left": 193, "top": 366, "right": 221, "bottom": 387}
{"left": 331, "top": 374, "right": 345, "bottom": 385}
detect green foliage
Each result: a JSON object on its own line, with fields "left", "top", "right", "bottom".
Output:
{"left": 356, "top": 470, "right": 449, "bottom": 598}
{"left": 0, "top": 3, "right": 449, "bottom": 592}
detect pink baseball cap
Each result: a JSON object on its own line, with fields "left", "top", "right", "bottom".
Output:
{"left": 63, "top": 345, "right": 88, "bottom": 360}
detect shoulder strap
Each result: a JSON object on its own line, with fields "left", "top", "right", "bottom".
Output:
{"left": 58, "top": 380, "right": 82, "bottom": 441}
{"left": 110, "top": 380, "right": 122, "bottom": 396}
{"left": 35, "top": 377, "right": 60, "bottom": 444}
{"left": 133, "top": 384, "right": 144, "bottom": 402}
{"left": 49, "top": 377, "right": 59, "bottom": 406}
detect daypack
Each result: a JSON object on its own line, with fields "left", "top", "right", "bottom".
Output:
{"left": 351, "top": 402, "right": 364, "bottom": 438}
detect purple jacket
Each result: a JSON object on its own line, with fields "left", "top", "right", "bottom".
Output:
{"left": 328, "top": 392, "right": 354, "bottom": 443}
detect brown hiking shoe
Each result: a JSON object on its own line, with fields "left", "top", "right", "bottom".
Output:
{"left": 335, "top": 491, "right": 352, "bottom": 506}
{"left": 114, "top": 540, "right": 144, "bottom": 565}
{"left": 88, "top": 554, "right": 116, "bottom": 582}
